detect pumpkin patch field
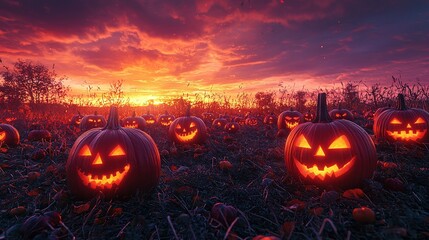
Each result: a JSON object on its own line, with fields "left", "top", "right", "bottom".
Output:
{"left": 0, "top": 95, "right": 429, "bottom": 240}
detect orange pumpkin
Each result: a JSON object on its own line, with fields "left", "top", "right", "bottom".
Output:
{"left": 70, "top": 111, "right": 84, "bottom": 127}
{"left": 329, "top": 105, "right": 354, "bottom": 121}
{"left": 121, "top": 111, "right": 146, "bottom": 131}
{"left": 374, "top": 94, "right": 429, "bottom": 143}
{"left": 80, "top": 111, "right": 106, "bottom": 132}
{"left": 157, "top": 111, "right": 175, "bottom": 127}
{"left": 263, "top": 112, "right": 277, "bottom": 125}
{"left": 66, "top": 106, "right": 160, "bottom": 198}
{"left": 284, "top": 93, "right": 376, "bottom": 187}
{"left": 278, "top": 109, "right": 304, "bottom": 130}
{"left": 168, "top": 106, "right": 207, "bottom": 144}
{"left": 142, "top": 111, "right": 156, "bottom": 125}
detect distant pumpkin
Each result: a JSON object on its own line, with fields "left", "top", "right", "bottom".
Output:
{"left": 329, "top": 105, "right": 354, "bottom": 121}
{"left": 70, "top": 111, "right": 84, "bottom": 128}
{"left": 245, "top": 116, "right": 259, "bottom": 126}
{"left": 80, "top": 111, "right": 106, "bottom": 132}
{"left": 212, "top": 116, "right": 228, "bottom": 130}
{"left": 66, "top": 106, "right": 160, "bottom": 198}
{"left": 374, "top": 94, "right": 429, "bottom": 143}
{"left": 202, "top": 112, "right": 216, "bottom": 123}
{"left": 263, "top": 113, "right": 277, "bottom": 125}
{"left": 303, "top": 111, "right": 314, "bottom": 122}
{"left": 158, "top": 111, "right": 175, "bottom": 127}
{"left": 0, "top": 123, "right": 20, "bottom": 146}
{"left": 278, "top": 109, "right": 304, "bottom": 130}
{"left": 224, "top": 121, "right": 240, "bottom": 134}
{"left": 28, "top": 129, "right": 51, "bottom": 142}
{"left": 169, "top": 106, "right": 208, "bottom": 144}
{"left": 121, "top": 111, "right": 146, "bottom": 131}
{"left": 285, "top": 93, "right": 377, "bottom": 187}
{"left": 142, "top": 111, "right": 156, "bottom": 125}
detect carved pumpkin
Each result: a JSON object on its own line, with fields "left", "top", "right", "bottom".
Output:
{"left": 263, "top": 113, "right": 277, "bottom": 125}
{"left": 212, "top": 116, "right": 228, "bottom": 130}
{"left": 70, "top": 112, "right": 84, "bottom": 128}
{"left": 0, "top": 124, "right": 20, "bottom": 146}
{"left": 66, "top": 106, "right": 160, "bottom": 198}
{"left": 158, "top": 111, "right": 175, "bottom": 127}
{"left": 303, "top": 111, "right": 314, "bottom": 122}
{"left": 245, "top": 116, "right": 259, "bottom": 126}
{"left": 374, "top": 105, "right": 392, "bottom": 119}
{"left": 233, "top": 116, "right": 246, "bottom": 126}
{"left": 285, "top": 93, "right": 377, "bottom": 187}
{"left": 224, "top": 121, "right": 240, "bottom": 134}
{"left": 329, "top": 105, "right": 354, "bottom": 121}
{"left": 374, "top": 94, "right": 429, "bottom": 143}
{"left": 278, "top": 109, "right": 304, "bottom": 130}
{"left": 121, "top": 111, "right": 146, "bottom": 131}
{"left": 202, "top": 112, "right": 216, "bottom": 124}
{"left": 142, "top": 111, "right": 156, "bottom": 125}
{"left": 80, "top": 111, "right": 106, "bottom": 132}
{"left": 168, "top": 106, "right": 208, "bottom": 144}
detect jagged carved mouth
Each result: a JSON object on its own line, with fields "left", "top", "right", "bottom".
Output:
{"left": 124, "top": 124, "right": 139, "bottom": 129}
{"left": 161, "top": 121, "right": 172, "bottom": 126}
{"left": 294, "top": 157, "right": 355, "bottom": 181}
{"left": 77, "top": 164, "right": 130, "bottom": 189}
{"left": 387, "top": 129, "right": 427, "bottom": 140}
{"left": 146, "top": 120, "right": 155, "bottom": 124}
{"left": 176, "top": 129, "right": 198, "bottom": 142}
{"left": 285, "top": 121, "right": 299, "bottom": 129}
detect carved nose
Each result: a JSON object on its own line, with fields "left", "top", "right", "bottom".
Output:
{"left": 92, "top": 153, "right": 103, "bottom": 165}
{"left": 315, "top": 146, "right": 325, "bottom": 157}
{"left": 406, "top": 124, "right": 412, "bottom": 129}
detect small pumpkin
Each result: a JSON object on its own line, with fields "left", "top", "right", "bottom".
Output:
{"left": 202, "top": 112, "right": 216, "bottom": 123}
{"left": 263, "top": 113, "right": 277, "bottom": 125}
{"left": 0, "top": 123, "right": 20, "bottom": 146}
{"left": 80, "top": 111, "right": 106, "bottom": 132}
{"left": 233, "top": 116, "right": 246, "bottom": 126}
{"left": 142, "top": 111, "right": 156, "bottom": 125}
{"left": 303, "top": 111, "right": 314, "bottom": 122}
{"left": 168, "top": 106, "right": 208, "bottom": 144}
{"left": 28, "top": 129, "right": 51, "bottom": 142}
{"left": 70, "top": 111, "right": 84, "bottom": 128}
{"left": 278, "top": 109, "right": 304, "bottom": 130}
{"left": 374, "top": 94, "right": 429, "bottom": 143}
{"left": 66, "top": 106, "right": 160, "bottom": 198}
{"left": 245, "top": 116, "right": 259, "bottom": 126}
{"left": 329, "top": 105, "right": 354, "bottom": 121}
{"left": 284, "top": 93, "right": 377, "bottom": 187}
{"left": 212, "top": 116, "right": 228, "bottom": 130}
{"left": 158, "top": 111, "right": 175, "bottom": 127}
{"left": 224, "top": 121, "right": 240, "bottom": 134}
{"left": 121, "top": 111, "right": 146, "bottom": 131}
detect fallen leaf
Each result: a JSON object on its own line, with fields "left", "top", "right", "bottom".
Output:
{"left": 343, "top": 188, "right": 365, "bottom": 199}
{"left": 73, "top": 202, "right": 91, "bottom": 214}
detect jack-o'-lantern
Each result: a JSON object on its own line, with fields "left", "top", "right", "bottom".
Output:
{"left": 374, "top": 94, "right": 429, "bottom": 143}
{"left": 224, "top": 121, "right": 240, "bottom": 134}
{"left": 169, "top": 106, "right": 208, "bottom": 144}
{"left": 374, "top": 105, "right": 392, "bottom": 119}
{"left": 80, "top": 111, "right": 106, "bottom": 132}
{"left": 121, "top": 111, "right": 146, "bottom": 131}
{"left": 329, "top": 105, "right": 354, "bottom": 121}
{"left": 212, "top": 116, "right": 228, "bottom": 130}
{"left": 202, "top": 112, "right": 216, "bottom": 123}
{"left": 245, "top": 116, "right": 259, "bottom": 126}
{"left": 233, "top": 116, "right": 246, "bottom": 126}
{"left": 28, "top": 129, "right": 51, "bottom": 142}
{"left": 142, "top": 111, "right": 156, "bottom": 125}
{"left": 158, "top": 111, "right": 175, "bottom": 127}
{"left": 303, "top": 111, "right": 314, "bottom": 122}
{"left": 263, "top": 113, "right": 277, "bottom": 125}
{"left": 285, "top": 93, "right": 377, "bottom": 187}
{"left": 66, "top": 106, "right": 160, "bottom": 198}
{"left": 278, "top": 109, "right": 304, "bottom": 130}
{"left": 0, "top": 124, "right": 20, "bottom": 147}
{"left": 70, "top": 112, "right": 84, "bottom": 128}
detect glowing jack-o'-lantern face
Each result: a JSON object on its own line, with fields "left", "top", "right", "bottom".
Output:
{"left": 0, "top": 130, "right": 5, "bottom": 141}
{"left": 278, "top": 110, "right": 304, "bottom": 130}
{"left": 225, "top": 122, "right": 240, "bottom": 133}
{"left": 245, "top": 117, "right": 259, "bottom": 126}
{"left": 169, "top": 113, "right": 208, "bottom": 144}
{"left": 386, "top": 117, "right": 427, "bottom": 141}
{"left": 142, "top": 112, "right": 156, "bottom": 125}
{"left": 212, "top": 118, "right": 228, "bottom": 129}
{"left": 304, "top": 112, "right": 314, "bottom": 122}
{"left": 293, "top": 134, "right": 355, "bottom": 181}
{"left": 77, "top": 144, "right": 130, "bottom": 189}
{"left": 158, "top": 113, "right": 175, "bottom": 127}
{"left": 124, "top": 120, "right": 138, "bottom": 129}
{"left": 122, "top": 112, "right": 146, "bottom": 131}
{"left": 329, "top": 108, "right": 354, "bottom": 121}
{"left": 374, "top": 94, "right": 429, "bottom": 143}
{"left": 80, "top": 113, "right": 106, "bottom": 131}
{"left": 175, "top": 122, "right": 198, "bottom": 142}
{"left": 70, "top": 113, "right": 84, "bottom": 127}
{"left": 202, "top": 113, "right": 216, "bottom": 123}
{"left": 263, "top": 113, "right": 277, "bottom": 125}
{"left": 285, "top": 93, "right": 377, "bottom": 187}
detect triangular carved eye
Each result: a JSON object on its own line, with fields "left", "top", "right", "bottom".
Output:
{"left": 342, "top": 113, "right": 347, "bottom": 117}
{"left": 328, "top": 135, "right": 351, "bottom": 149}
{"left": 190, "top": 122, "right": 196, "bottom": 128}
{"left": 296, "top": 135, "right": 311, "bottom": 149}
{"left": 176, "top": 124, "right": 182, "bottom": 129}
{"left": 285, "top": 116, "right": 292, "bottom": 120}
{"left": 390, "top": 118, "right": 401, "bottom": 124}
{"left": 79, "top": 145, "right": 92, "bottom": 156}
{"left": 109, "top": 145, "right": 126, "bottom": 156}
{"left": 415, "top": 117, "right": 425, "bottom": 124}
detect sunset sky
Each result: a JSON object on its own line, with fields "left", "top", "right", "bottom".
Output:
{"left": 1, "top": 0, "right": 428, "bottom": 104}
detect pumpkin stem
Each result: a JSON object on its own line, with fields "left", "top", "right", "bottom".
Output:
{"left": 105, "top": 106, "right": 121, "bottom": 130}
{"left": 314, "top": 93, "right": 332, "bottom": 123}
{"left": 94, "top": 111, "right": 98, "bottom": 116}
{"left": 132, "top": 111, "right": 136, "bottom": 117}
{"left": 186, "top": 105, "right": 191, "bottom": 117}
{"left": 396, "top": 94, "right": 408, "bottom": 110}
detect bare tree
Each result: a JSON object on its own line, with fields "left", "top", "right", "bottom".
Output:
{"left": 102, "top": 79, "right": 129, "bottom": 107}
